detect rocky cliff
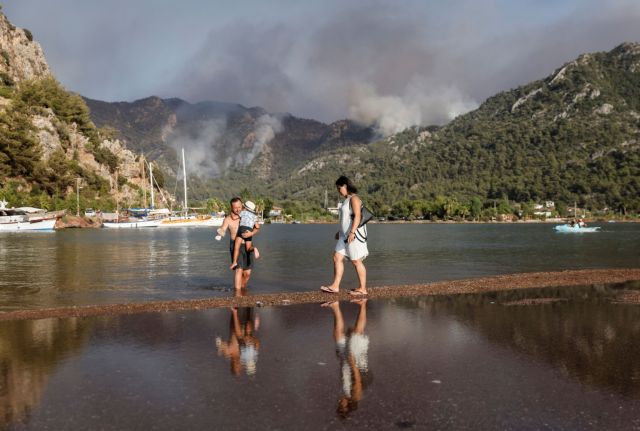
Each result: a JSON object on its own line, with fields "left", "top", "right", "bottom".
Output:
{"left": 0, "top": 11, "right": 173, "bottom": 211}
{"left": 0, "top": 13, "right": 50, "bottom": 84}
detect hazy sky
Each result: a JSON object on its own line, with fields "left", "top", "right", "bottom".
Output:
{"left": 4, "top": 0, "right": 640, "bottom": 132}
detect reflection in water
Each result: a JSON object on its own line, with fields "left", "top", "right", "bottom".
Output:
{"left": 0, "top": 287, "right": 639, "bottom": 429}
{"left": 324, "top": 299, "right": 372, "bottom": 418}
{"left": 178, "top": 229, "right": 190, "bottom": 277}
{"left": 395, "top": 283, "right": 640, "bottom": 397}
{"left": 215, "top": 304, "right": 261, "bottom": 376}
{"left": 147, "top": 237, "right": 158, "bottom": 279}
{"left": 0, "top": 318, "right": 92, "bottom": 428}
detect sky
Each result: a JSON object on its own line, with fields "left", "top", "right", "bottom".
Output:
{"left": 4, "top": 0, "right": 640, "bottom": 134}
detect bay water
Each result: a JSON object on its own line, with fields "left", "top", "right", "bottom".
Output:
{"left": 0, "top": 223, "right": 638, "bottom": 310}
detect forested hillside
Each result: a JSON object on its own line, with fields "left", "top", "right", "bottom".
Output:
{"left": 3, "top": 1, "right": 638, "bottom": 220}
{"left": 211, "top": 43, "right": 639, "bottom": 218}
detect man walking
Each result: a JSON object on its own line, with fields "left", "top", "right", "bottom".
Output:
{"left": 217, "top": 197, "right": 260, "bottom": 290}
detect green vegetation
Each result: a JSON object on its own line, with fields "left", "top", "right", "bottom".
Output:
{"left": 0, "top": 77, "right": 122, "bottom": 209}
{"left": 0, "top": 71, "right": 14, "bottom": 87}
{"left": 201, "top": 44, "right": 639, "bottom": 218}
{"left": 1, "top": 50, "right": 9, "bottom": 66}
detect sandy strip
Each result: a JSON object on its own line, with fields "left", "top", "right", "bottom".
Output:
{"left": 1, "top": 268, "right": 639, "bottom": 321}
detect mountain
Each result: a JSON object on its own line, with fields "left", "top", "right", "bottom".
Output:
{"left": 250, "top": 42, "right": 640, "bottom": 215}
{"left": 84, "top": 44, "right": 639, "bottom": 216}
{"left": 0, "top": 11, "right": 172, "bottom": 212}
{"left": 5, "top": 0, "right": 636, "bottom": 218}
{"left": 83, "top": 96, "right": 375, "bottom": 183}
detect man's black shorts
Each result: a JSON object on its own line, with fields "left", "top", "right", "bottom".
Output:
{"left": 230, "top": 238, "right": 253, "bottom": 270}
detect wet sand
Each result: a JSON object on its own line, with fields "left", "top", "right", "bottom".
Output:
{"left": 2, "top": 268, "right": 639, "bottom": 321}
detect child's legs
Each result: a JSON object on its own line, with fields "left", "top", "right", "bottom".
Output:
{"left": 232, "top": 235, "right": 243, "bottom": 263}
{"left": 244, "top": 239, "right": 253, "bottom": 252}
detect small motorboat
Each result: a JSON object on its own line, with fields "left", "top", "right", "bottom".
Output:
{"left": 554, "top": 224, "right": 600, "bottom": 233}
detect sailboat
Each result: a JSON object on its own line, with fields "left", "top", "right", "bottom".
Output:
{"left": 157, "top": 148, "right": 224, "bottom": 228}
{"left": 103, "top": 165, "right": 161, "bottom": 228}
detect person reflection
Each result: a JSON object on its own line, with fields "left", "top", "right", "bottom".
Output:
{"left": 323, "top": 299, "right": 372, "bottom": 418}
{"left": 215, "top": 300, "right": 261, "bottom": 376}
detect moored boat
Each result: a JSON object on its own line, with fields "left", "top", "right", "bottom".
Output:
{"left": 0, "top": 217, "right": 57, "bottom": 231}
{"left": 158, "top": 213, "right": 224, "bottom": 228}
{"left": 154, "top": 148, "right": 225, "bottom": 228}
{"left": 554, "top": 224, "right": 600, "bottom": 233}
{"left": 102, "top": 219, "right": 161, "bottom": 228}
{"left": 0, "top": 200, "right": 58, "bottom": 231}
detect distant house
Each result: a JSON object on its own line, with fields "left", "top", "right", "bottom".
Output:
{"left": 534, "top": 210, "right": 553, "bottom": 218}
{"left": 533, "top": 201, "right": 555, "bottom": 218}
{"left": 326, "top": 201, "right": 341, "bottom": 216}
{"left": 268, "top": 206, "right": 283, "bottom": 217}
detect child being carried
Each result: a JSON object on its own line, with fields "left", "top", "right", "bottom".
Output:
{"left": 229, "top": 200, "right": 260, "bottom": 270}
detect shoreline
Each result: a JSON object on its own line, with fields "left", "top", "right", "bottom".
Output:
{"left": 50, "top": 215, "right": 640, "bottom": 229}
{"left": 305, "top": 219, "right": 640, "bottom": 224}
{"left": 1, "top": 268, "right": 639, "bottom": 321}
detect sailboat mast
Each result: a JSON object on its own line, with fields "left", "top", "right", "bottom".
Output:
{"left": 182, "top": 148, "right": 187, "bottom": 213}
{"left": 149, "top": 162, "right": 155, "bottom": 209}
{"left": 141, "top": 154, "right": 147, "bottom": 208}
{"left": 115, "top": 169, "right": 119, "bottom": 217}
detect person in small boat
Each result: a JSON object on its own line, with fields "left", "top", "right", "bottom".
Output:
{"left": 578, "top": 218, "right": 587, "bottom": 227}
{"left": 229, "top": 200, "right": 260, "bottom": 270}
{"left": 320, "top": 175, "right": 369, "bottom": 296}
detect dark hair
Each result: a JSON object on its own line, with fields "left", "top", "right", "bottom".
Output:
{"left": 335, "top": 175, "right": 357, "bottom": 194}
{"left": 230, "top": 197, "right": 242, "bottom": 205}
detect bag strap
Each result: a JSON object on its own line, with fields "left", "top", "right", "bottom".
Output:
{"left": 354, "top": 224, "right": 367, "bottom": 243}
{"left": 347, "top": 196, "right": 367, "bottom": 242}
{"left": 348, "top": 195, "right": 360, "bottom": 220}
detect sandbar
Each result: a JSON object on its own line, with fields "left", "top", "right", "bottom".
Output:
{"left": 1, "top": 268, "right": 639, "bottom": 321}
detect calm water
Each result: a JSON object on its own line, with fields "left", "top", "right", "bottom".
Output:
{"left": 2, "top": 284, "right": 640, "bottom": 430}
{"left": 0, "top": 223, "right": 639, "bottom": 310}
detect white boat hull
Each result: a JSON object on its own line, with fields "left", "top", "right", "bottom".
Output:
{"left": 0, "top": 218, "right": 56, "bottom": 231}
{"left": 554, "top": 224, "right": 600, "bottom": 233}
{"left": 158, "top": 216, "right": 224, "bottom": 228}
{"left": 102, "top": 220, "right": 161, "bottom": 229}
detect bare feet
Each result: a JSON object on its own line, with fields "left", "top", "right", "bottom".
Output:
{"left": 253, "top": 247, "right": 260, "bottom": 259}
{"left": 348, "top": 289, "right": 368, "bottom": 296}
{"left": 321, "top": 301, "right": 338, "bottom": 307}
{"left": 320, "top": 285, "right": 339, "bottom": 294}
{"left": 350, "top": 298, "right": 368, "bottom": 304}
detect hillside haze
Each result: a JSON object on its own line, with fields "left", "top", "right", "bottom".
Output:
{"left": 3, "top": 0, "right": 636, "bottom": 218}
{"left": 84, "top": 96, "right": 375, "bottom": 182}
{"left": 84, "top": 43, "right": 639, "bottom": 214}
{"left": 248, "top": 42, "right": 640, "bottom": 213}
